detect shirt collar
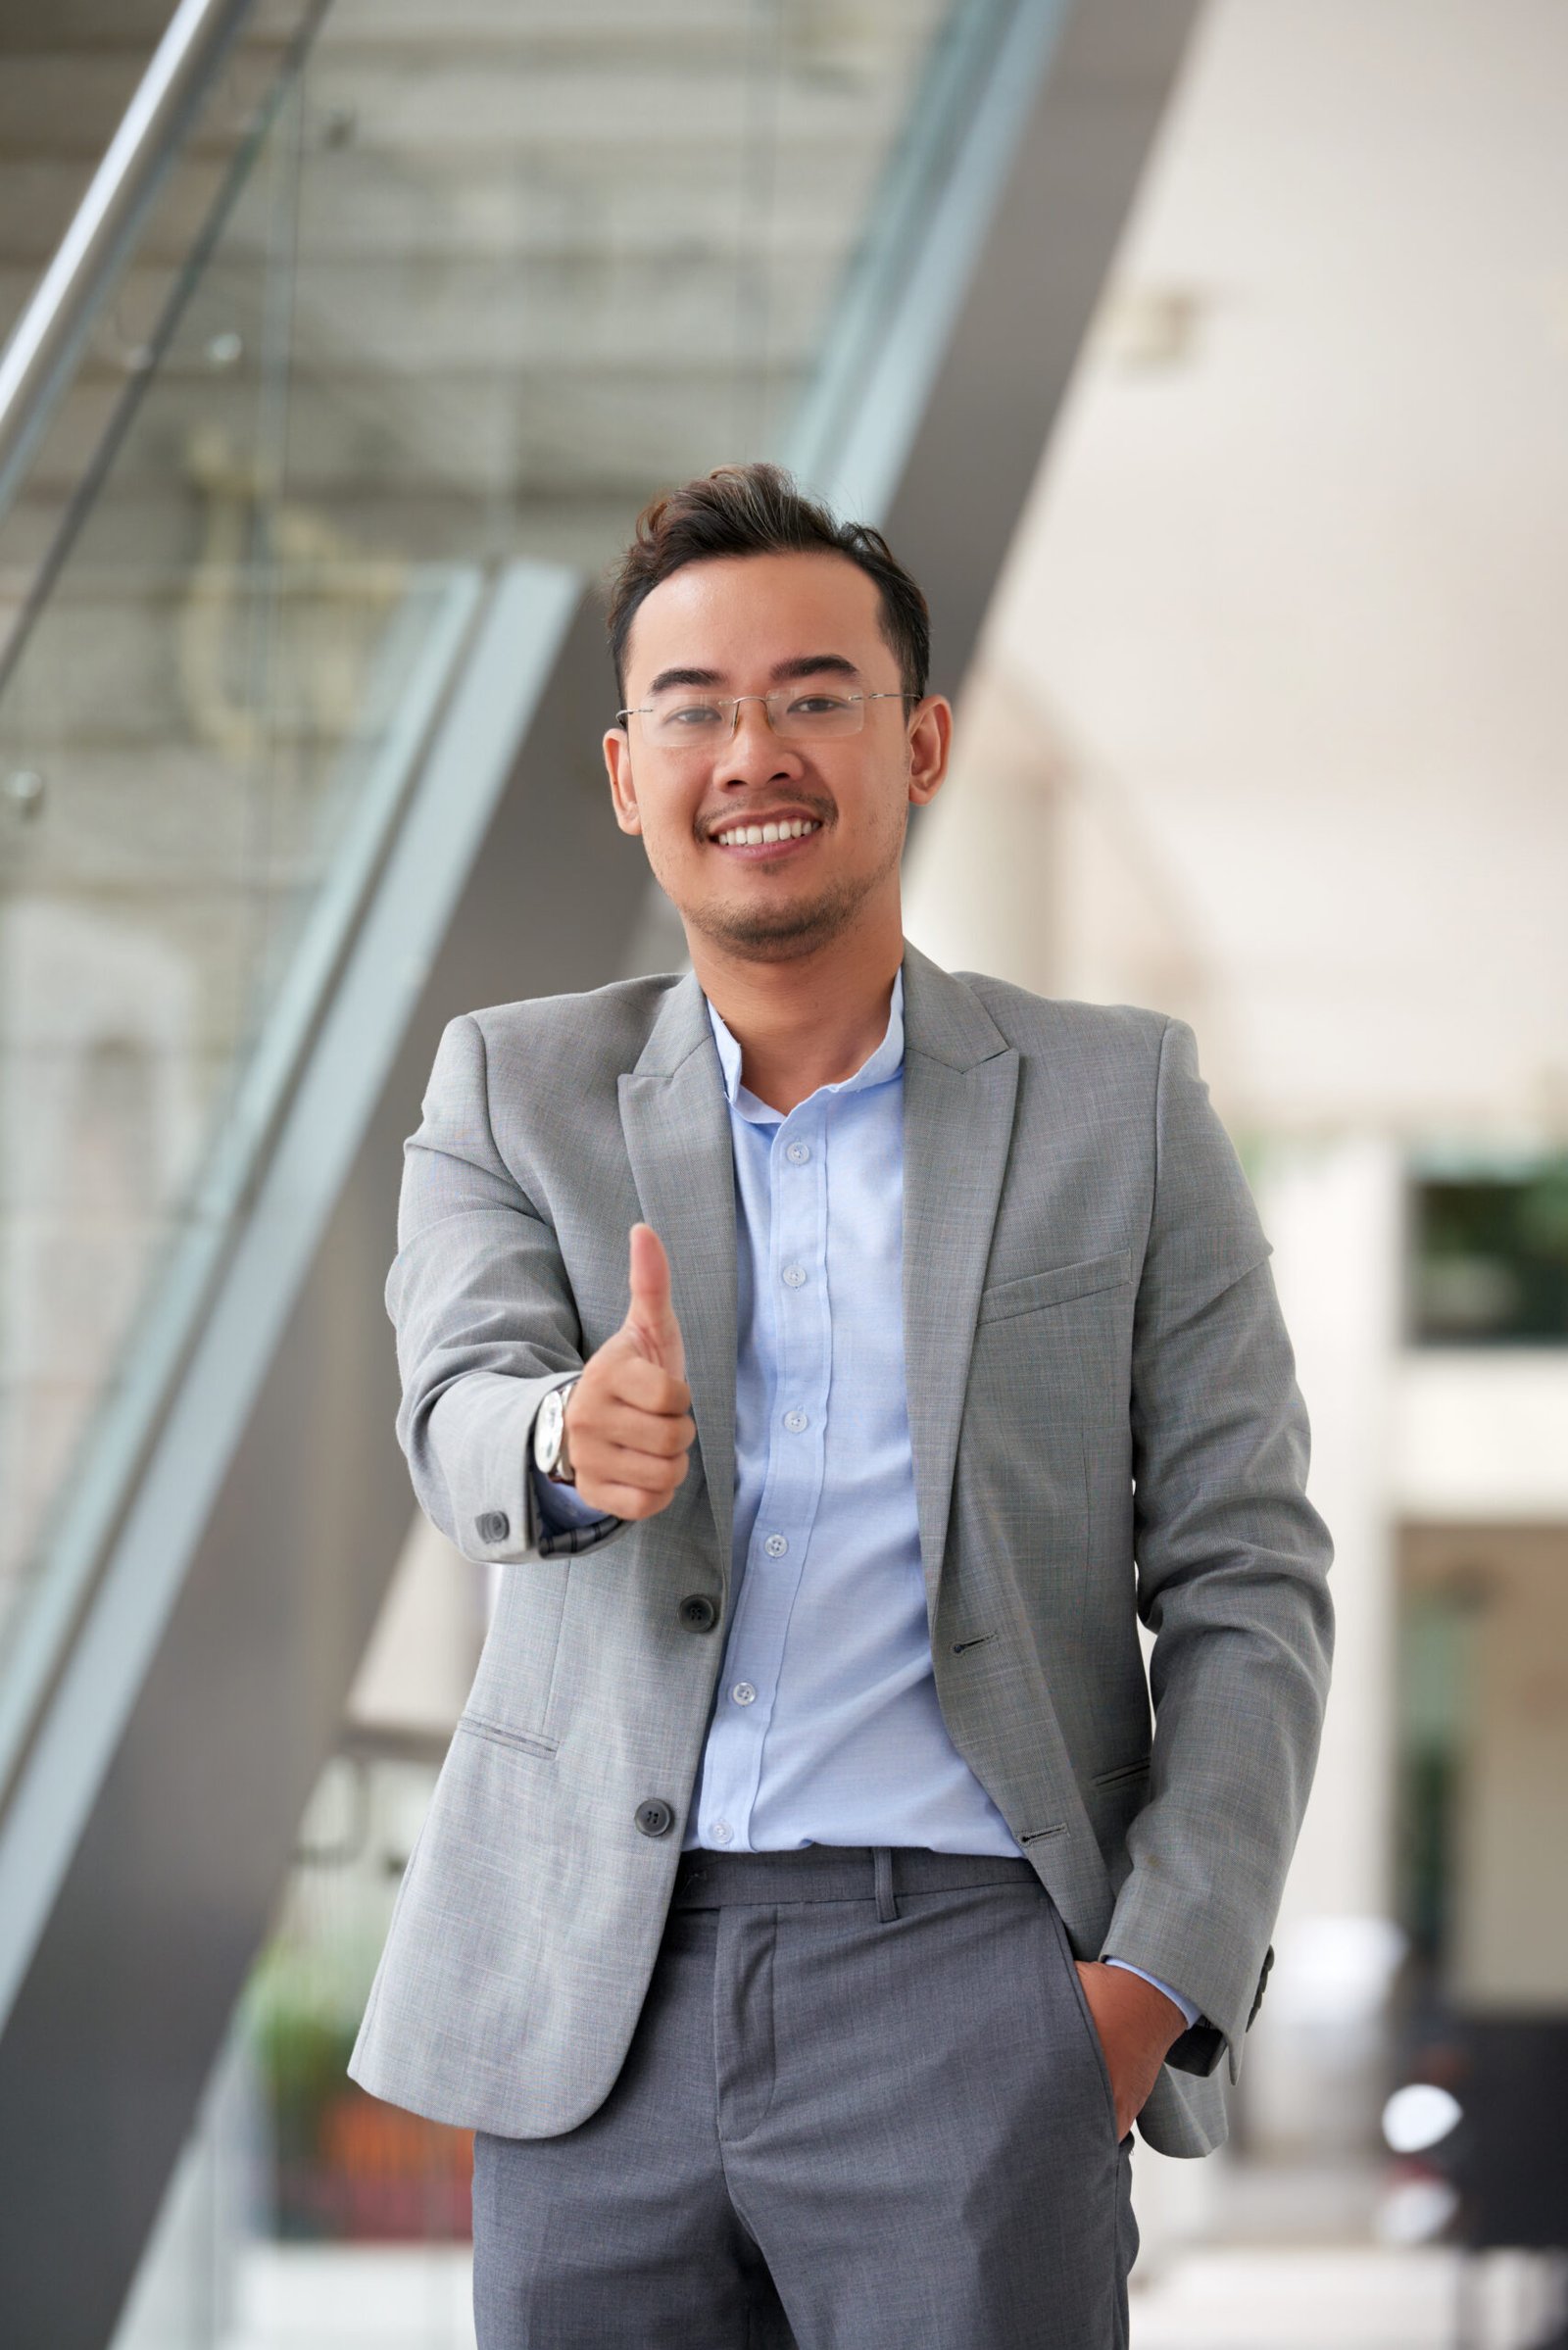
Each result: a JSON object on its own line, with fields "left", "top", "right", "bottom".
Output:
{"left": 707, "top": 967, "right": 906, "bottom": 1118}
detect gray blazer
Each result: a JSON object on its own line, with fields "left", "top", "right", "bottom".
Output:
{"left": 349, "top": 942, "right": 1333, "bottom": 2159}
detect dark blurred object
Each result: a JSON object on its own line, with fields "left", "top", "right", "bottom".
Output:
{"left": 1410, "top": 1161, "right": 1568, "bottom": 1344}
{"left": 1381, "top": 2027, "right": 1568, "bottom": 2346}
{"left": 1454, "top": 2017, "right": 1568, "bottom": 2248}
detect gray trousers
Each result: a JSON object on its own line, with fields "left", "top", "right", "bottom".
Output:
{"left": 472, "top": 1844, "right": 1138, "bottom": 2349}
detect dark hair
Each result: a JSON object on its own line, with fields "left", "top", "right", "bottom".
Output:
{"left": 606, "top": 461, "right": 930, "bottom": 709}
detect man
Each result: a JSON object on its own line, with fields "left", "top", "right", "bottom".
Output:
{"left": 350, "top": 463, "right": 1334, "bottom": 2348}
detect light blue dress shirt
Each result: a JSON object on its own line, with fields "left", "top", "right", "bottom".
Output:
{"left": 535, "top": 972, "right": 1198, "bottom": 2027}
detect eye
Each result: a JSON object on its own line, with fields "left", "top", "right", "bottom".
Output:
{"left": 787, "top": 694, "right": 855, "bottom": 717}
{"left": 664, "top": 702, "right": 725, "bottom": 728}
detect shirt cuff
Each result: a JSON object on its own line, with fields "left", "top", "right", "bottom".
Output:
{"left": 530, "top": 1462, "right": 612, "bottom": 1535}
{"left": 1103, "top": 1959, "right": 1202, "bottom": 2031}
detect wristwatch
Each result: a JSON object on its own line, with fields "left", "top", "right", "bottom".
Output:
{"left": 532, "top": 1380, "right": 579, "bottom": 1486}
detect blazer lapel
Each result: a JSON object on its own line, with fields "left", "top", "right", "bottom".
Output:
{"left": 900, "top": 943, "right": 1019, "bottom": 1628}
{"left": 617, "top": 974, "right": 738, "bottom": 1574}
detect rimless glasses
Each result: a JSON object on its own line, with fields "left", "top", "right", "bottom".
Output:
{"left": 616, "top": 688, "right": 916, "bottom": 750}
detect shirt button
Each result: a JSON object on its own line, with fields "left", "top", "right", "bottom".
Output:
{"left": 783, "top": 1409, "right": 808, "bottom": 1433}
{"left": 781, "top": 1263, "right": 807, "bottom": 1288}
{"left": 763, "top": 1533, "right": 788, "bottom": 1558}
{"left": 711, "top": 1819, "right": 733, "bottom": 1843}
{"left": 731, "top": 1682, "right": 757, "bottom": 1705}
{"left": 785, "top": 1141, "right": 811, "bottom": 1163}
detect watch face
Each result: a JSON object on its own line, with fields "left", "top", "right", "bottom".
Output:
{"left": 535, "top": 1390, "right": 564, "bottom": 1471}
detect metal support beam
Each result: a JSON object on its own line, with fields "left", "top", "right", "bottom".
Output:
{"left": 797, "top": 0, "right": 1202, "bottom": 699}
{"left": 889, "top": 0, "right": 1202, "bottom": 697}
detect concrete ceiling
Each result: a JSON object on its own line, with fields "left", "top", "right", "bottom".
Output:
{"left": 909, "top": 0, "right": 1568, "bottom": 1141}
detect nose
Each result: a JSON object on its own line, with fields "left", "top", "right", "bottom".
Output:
{"left": 718, "top": 696, "right": 800, "bottom": 788}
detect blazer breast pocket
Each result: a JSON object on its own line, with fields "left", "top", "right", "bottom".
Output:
{"left": 976, "top": 1248, "right": 1131, "bottom": 1327}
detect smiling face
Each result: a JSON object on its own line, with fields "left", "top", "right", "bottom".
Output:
{"left": 604, "top": 550, "right": 951, "bottom": 964}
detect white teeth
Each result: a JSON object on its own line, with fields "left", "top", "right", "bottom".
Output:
{"left": 714, "top": 817, "right": 821, "bottom": 846}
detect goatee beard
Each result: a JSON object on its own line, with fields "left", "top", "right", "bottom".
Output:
{"left": 689, "top": 871, "right": 874, "bottom": 962}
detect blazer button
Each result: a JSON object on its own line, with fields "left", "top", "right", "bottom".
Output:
{"left": 678, "top": 1592, "right": 717, "bottom": 1633}
{"left": 635, "top": 1798, "right": 674, "bottom": 1837}
{"left": 475, "top": 1511, "right": 509, "bottom": 1543}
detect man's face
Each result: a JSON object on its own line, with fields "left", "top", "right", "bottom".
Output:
{"left": 604, "top": 550, "right": 950, "bottom": 961}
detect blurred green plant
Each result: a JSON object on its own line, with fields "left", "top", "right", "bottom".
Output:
{"left": 1412, "top": 1157, "right": 1568, "bottom": 1343}
{"left": 242, "top": 1941, "right": 359, "bottom": 2181}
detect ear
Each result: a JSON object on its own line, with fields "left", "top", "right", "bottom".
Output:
{"left": 906, "top": 695, "right": 953, "bottom": 808}
{"left": 604, "top": 726, "right": 644, "bottom": 835}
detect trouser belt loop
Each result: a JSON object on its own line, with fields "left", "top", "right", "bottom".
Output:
{"left": 873, "top": 1845, "right": 898, "bottom": 1924}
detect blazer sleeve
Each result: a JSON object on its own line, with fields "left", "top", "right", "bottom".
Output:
{"left": 1102, "top": 1016, "right": 1334, "bottom": 2081}
{"left": 385, "top": 1012, "right": 625, "bottom": 1567}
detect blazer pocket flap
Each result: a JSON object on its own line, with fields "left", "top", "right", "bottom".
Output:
{"left": 456, "top": 1712, "right": 559, "bottom": 1761}
{"left": 977, "top": 1248, "right": 1131, "bottom": 1325}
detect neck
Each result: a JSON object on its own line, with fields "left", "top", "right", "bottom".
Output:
{"left": 688, "top": 907, "right": 904, "bottom": 1115}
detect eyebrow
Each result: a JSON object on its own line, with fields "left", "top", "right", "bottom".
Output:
{"left": 643, "top": 653, "right": 862, "bottom": 696}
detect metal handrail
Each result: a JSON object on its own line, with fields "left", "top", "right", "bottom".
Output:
{"left": 0, "top": 0, "right": 260, "bottom": 522}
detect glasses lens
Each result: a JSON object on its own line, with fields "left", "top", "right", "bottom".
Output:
{"left": 766, "top": 691, "right": 864, "bottom": 742}
{"left": 644, "top": 697, "right": 731, "bottom": 747}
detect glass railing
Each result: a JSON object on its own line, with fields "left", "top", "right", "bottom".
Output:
{"left": 0, "top": 35, "right": 490, "bottom": 1762}
{"left": 0, "top": 16, "right": 369, "bottom": 1756}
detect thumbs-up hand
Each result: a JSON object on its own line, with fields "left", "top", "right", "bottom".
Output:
{"left": 621, "top": 1221, "right": 687, "bottom": 1382}
{"left": 560, "top": 1225, "right": 696, "bottom": 1519}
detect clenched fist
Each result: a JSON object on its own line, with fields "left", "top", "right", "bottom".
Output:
{"left": 563, "top": 1224, "right": 696, "bottom": 1520}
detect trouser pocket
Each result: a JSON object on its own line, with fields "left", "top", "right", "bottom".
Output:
{"left": 1043, "top": 1890, "right": 1126, "bottom": 2149}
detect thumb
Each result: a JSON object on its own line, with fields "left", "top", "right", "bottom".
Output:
{"left": 623, "top": 1222, "right": 686, "bottom": 1380}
